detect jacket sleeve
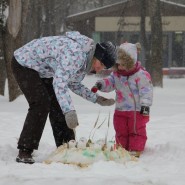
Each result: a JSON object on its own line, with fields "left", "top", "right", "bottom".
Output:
{"left": 137, "top": 70, "right": 153, "bottom": 107}
{"left": 68, "top": 81, "right": 98, "bottom": 103}
{"left": 97, "top": 72, "right": 116, "bottom": 92}
{"left": 53, "top": 67, "right": 76, "bottom": 114}
{"left": 53, "top": 69, "right": 98, "bottom": 113}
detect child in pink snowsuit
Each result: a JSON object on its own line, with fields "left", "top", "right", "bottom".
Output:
{"left": 92, "top": 43, "right": 153, "bottom": 157}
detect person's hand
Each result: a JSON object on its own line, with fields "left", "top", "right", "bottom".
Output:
{"left": 91, "top": 82, "right": 102, "bottom": 93}
{"left": 65, "top": 110, "right": 79, "bottom": 129}
{"left": 96, "top": 96, "right": 115, "bottom": 106}
{"left": 140, "top": 106, "right": 150, "bottom": 116}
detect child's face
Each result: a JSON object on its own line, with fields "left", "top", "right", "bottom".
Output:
{"left": 117, "top": 63, "right": 126, "bottom": 71}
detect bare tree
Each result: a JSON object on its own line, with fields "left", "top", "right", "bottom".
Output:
{"left": 2, "top": 0, "right": 71, "bottom": 101}
{"left": 21, "top": 0, "right": 70, "bottom": 38}
{"left": 149, "top": 0, "right": 163, "bottom": 87}
{"left": 0, "top": 40, "right": 6, "bottom": 96}
{"left": 3, "top": 0, "right": 30, "bottom": 101}
{"left": 140, "top": 0, "right": 152, "bottom": 74}
{"left": 0, "top": 33, "right": 6, "bottom": 95}
{"left": 44, "top": 0, "right": 71, "bottom": 35}
{"left": 0, "top": 0, "right": 7, "bottom": 95}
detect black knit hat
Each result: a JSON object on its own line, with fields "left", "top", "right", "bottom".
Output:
{"left": 94, "top": 41, "right": 117, "bottom": 69}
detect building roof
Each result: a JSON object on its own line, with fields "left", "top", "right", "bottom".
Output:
{"left": 67, "top": 0, "right": 130, "bottom": 22}
{"left": 66, "top": 0, "right": 185, "bottom": 23}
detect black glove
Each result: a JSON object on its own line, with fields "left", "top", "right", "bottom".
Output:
{"left": 91, "top": 82, "right": 102, "bottom": 93}
{"left": 140, "top": 106, "right": 150, "bottom": 116}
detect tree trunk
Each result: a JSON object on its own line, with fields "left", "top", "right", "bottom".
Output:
{"left": 149, "top": 0, "right": 163, "bottom": 87}
{"left": 0, "top": 0, "right": 7, "bottom": 95}
{"left": 140, "top": 0, "right": 151, "bottom": 74}
{"left": 3, "top": 30, "right": 22, "bottom": 101}
{"left": 0, "top": 35, "right": 6, "bottom": 95}
{"left": 3, "top": 0, "right": 30, "bottom": 101}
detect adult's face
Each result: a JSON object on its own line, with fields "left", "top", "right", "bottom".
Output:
{"left": 91, "top": 58, "right": 105, "bottom": 73}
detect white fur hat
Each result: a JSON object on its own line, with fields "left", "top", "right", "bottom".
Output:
{"left": 117, "top": 43, "right": 137, "bottom": 63}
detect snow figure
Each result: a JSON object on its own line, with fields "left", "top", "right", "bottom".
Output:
{"left": 93, "top": 139, "right": 105, "bottom": 150}
{"left": 106, "top": 140, "right": 115, "bottom": 151}
{"left": 77, "top": 137, "right": 87, "bottom": 149}
{"left": 68, "top": 140, "right": 77, "bottom": 148}
{"left": 44, "top": 139, "right": 137, "bottom": 167}
{"left": 44, "top": 112, "right": 137, "bottom": 167}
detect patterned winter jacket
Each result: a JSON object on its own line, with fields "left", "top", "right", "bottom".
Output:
{"left": 14, "top": 31, "right": 98, "bottom": 113}
{"left": 96, "top": 62, "right": 153, "bottom": 111}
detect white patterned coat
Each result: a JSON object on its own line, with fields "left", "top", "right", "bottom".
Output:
{"left": 96, "top": 69, "right": 153, "bottom": 111}
{"left": 14, "top": 31, "right": 97, "bottom": 113}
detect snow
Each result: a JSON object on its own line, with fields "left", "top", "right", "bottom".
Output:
{"left": 0, "top": 75, "right": 185, "bottom": 185}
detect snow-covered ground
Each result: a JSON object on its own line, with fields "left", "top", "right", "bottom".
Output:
{"left": 0, "top": 76, "right": 185, "bottom": 185}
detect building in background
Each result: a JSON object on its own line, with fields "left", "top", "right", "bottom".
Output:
{"left": 66, "top": 0, "right": 185, "bottom": 68}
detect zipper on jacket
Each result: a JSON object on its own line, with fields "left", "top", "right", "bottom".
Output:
{"left": 127, "top": 76, "right": 137, "bottom": 134}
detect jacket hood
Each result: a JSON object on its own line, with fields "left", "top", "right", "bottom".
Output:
{"left": 66, "top": 31, "right": 95, "bottom": 53}
{"left": 118, "top": 43, "right": 137, "bottom": 63}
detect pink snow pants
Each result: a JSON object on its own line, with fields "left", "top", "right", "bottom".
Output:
{"left": 113, "top": 110, "right": 149, "bottom": 151}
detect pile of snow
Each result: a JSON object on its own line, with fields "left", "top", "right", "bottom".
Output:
{"left": 44, "top": 138, "right": 135, "bottom": 167}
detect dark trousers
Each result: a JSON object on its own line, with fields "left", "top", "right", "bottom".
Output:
{"left": 11, "top": 57, "right": 75, "bottom": 150}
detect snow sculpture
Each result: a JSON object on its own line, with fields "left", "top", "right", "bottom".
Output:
{"left": 44, "top": 138, "right": 136, "bottom": 167}
{"left": 44, "top": 113, "right": 137, "bottom": 167}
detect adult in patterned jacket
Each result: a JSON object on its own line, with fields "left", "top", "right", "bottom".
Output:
{"left": 91, "top": 42, "right": 153, "bottom": 157}
{"left": 12, "top": 31, "right": 116, "bottom": 164}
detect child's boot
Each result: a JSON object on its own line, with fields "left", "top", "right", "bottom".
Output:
{"left": 129, "top": 151, "right": 142, "bottom": 158}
